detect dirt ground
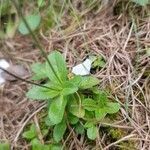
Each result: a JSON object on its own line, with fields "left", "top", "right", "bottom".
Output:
{"left": 0, "top": 1, "right": 150, "bottom": 149}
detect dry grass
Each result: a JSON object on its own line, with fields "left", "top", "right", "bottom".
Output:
{"left": 0, "top": 0, "right": 150, "bottom": 149}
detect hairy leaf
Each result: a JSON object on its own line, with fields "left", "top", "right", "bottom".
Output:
{"left": 87, "top": 125, "right": 97, "bottom": 140}
{"left": 48, "top": 96, "right": 67, "bottom": 124}
{"left": 22, "top": 124, "right": 37, "bottom": 140}
{"left": 79, "top": 76, "right": 99, "bottom": 89}
{"left": 94, "top": 91, "right": 108, "bottom": 107}
{"left": 68, "top": 113, "right": 79, "bottom": 125}
{"left": 84, "top": 122, "right": 94, "bottom": 128}
{"left": 132, "top": 0, "right": 149, "bottom": 6}
{"left": 0, "top": 142, "right": 10, "bottom": 150}
{"left": 37, "top": 0, "right": 45, "bottom": 7}
{"left": 61, "top": 81, "right": 78, "bottom": 96}
{"left": 95, "top": 108, "right": 107, "bottom": 120}
{"left": 75, "top": 123, "right": 85, "bottom": 135}
{"left": 50, "top": 145, "right": 62, "bottom": 150}
{"left": 31, "top": 138, "right": 50, "bottom": 150}
{"left": 69, "top": 76, "right": 82, "bottom": 86}
{"left": 31, "top": 138, "right": 62, "bottom": 150}
{"left": 106, "top": 102, "right": 120, "bottom": 114}
{"left": 26, "top": 85, "right": 60, "bottom": 100}
{"left": 92, "top": 56, "right": 105, "bottom": 68}
{"left": 46, "top": 51, "right": 67, "bottom": 84}
{"left": 68, "top": 95, "right": 85, "bottom": 118}
{"left": 45, "top": 116, "right": 55, "bottom": 126}
{"left": 84, "top": 110, "right": 95, "bottom": 119}
{"left": 53, "top": 120, "right": 67, "bottom": 142}
{"left": 31, "top": 63, "right": 47, "bottom": 80}
{"left": 31, "top": 138, "right": 43, "bottom": 150}
{"left": 94, "top": 102, "right": 120, "bottom": 120}
{"left": 82, "top": 98, "right": 97, "bottom": 111}
{"left": 18, "top": 14, "right": 41, "bottom": 35}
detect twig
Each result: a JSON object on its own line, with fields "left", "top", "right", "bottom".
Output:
{"left": 34, "top": 115, "right": 44, "bottom": 144}
{"left": 13, "top": 103, "right": 46, "bottom": 143}
{"left": 104, "top": 134, "right": 136, "bottom": 150}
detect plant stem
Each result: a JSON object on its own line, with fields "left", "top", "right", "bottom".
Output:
{"left": 75, "top": 92, "right": 82, "bottom": 115}
{"left": 10, "top": 0, "right": 62, "bottom": 84}
{"left": 0, "top": 67, "right": 52, "bottom": 89}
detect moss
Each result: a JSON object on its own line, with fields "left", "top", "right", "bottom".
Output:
{"left": 119, "top": 141, "right": 137, "bottom": 150}
{"left": 108, "top": 128, "right": 136, "bottom": 150}
{"left": 114, "top": 0, "right": 150, "bottom": 18}
{"left": 99, "top": 126, "right": 137, "bottom": 150}
{"left": 109, "top": 128, "right": 126, "bottom": 140}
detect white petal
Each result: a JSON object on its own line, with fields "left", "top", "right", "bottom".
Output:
{"left": 0, "top": 59, "right": 10, "bottom": 73}
{"left": 0, "top": 59, "right": 10, "bottom": 85}
{"left": 72, "top": 59, "right": 92, "bottom": 76}
{"left": 82, "top": 59, "right": 92, "bottom": 71}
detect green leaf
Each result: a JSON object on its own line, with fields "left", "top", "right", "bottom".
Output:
{"left": 94, "top": 60, "right": 105, "bottom": 68}
{"left": 68, "top": 95, "right": 85, "bottom": 118}
{"left": 31, "top": 138, "right": 49, "bottom": 150}
{"left": 69, "top": 76, "right": 82, "bottom": 86}
{"left": 75, "top": 123, "right": 85, "bottom": 135}
{"left": 84, "top": 110, "right": 95, "bottom": 119}
{"left": 31, "top": 63, "right": 47, "bottom": 80}
{"left": 106, "top": 102, "right": 120, "bottom": 114}
{"left": 46, "top": 51, "right": 68, "bottom": 84}
{"left": 42, "top": 145, "right": 51, "bottom": 150}
{"left": 95, "top": 108, "right": 107, "bottom": 120}
{"left": 53, "top": 120, "right": 67, "bottom": 142}
{"left": 37, "top": 0, "right": 45, "bottom": 7}
{"left": 132, "top": 0, "right": 149, "bottom": 6}
{"left": 45, "top": 116, "right": 55, "bottom": 126}
{"left": 94, "top": 91, "right": 108, "bottom": 107}
{"left": 87, "top": 126, "right": 97, "bottom": 140}
{"left": 68, "top": 113, "right": 79, "bottom": 125}
{"left": 89, "top": 55, "right": 97, "bottom": 62}
{"left": 48, "top": 96, "right": 67, "bottom": 124}
{"left": 84, "top": 122, "right": 94, "bottom": 128}
{"left": 92, "top": 56, "right": 105, "bottom": 68}
{"left": 0, "top": 142, "right": 10, "bottom": 150}
{"left": 90, "top": 87, "right": 100, "bottom": 94}
{"left": 50, "top": 145, "right": 62, "bottom": 150}
{"left": 94, "top": 91, "right": 120, "bottom": 115}
{"left": 61, "top": 81, "right": 78, "bottom": 96}
{"left": 31, "top": 139, "right": 62, "bottom": 150}
{"left": 82, "top": 98, "right": 97, "bottom": 111}
{"left": 31, "top": 138, "right": 42, "bottom": 150}
{"left": 41, "top": 129, "right": 49, "bottom": 137}
{"left": 18, "top": 14, "right": 41, "bottom": 35}
{"left": 79, "top": 76, "right": 99, "bottom": 89}
{"left": 22, "top": 124, "right": 37, "bottom": 140}
{"left": 71, "top": 106, "right": 85, "bottom": 118}
{"left": 26, "top": 85, "right": 60, "bottom": 100}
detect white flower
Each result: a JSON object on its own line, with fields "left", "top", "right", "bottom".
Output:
{"left": 72, "top": 59, "right": 92, "bottom": 76}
